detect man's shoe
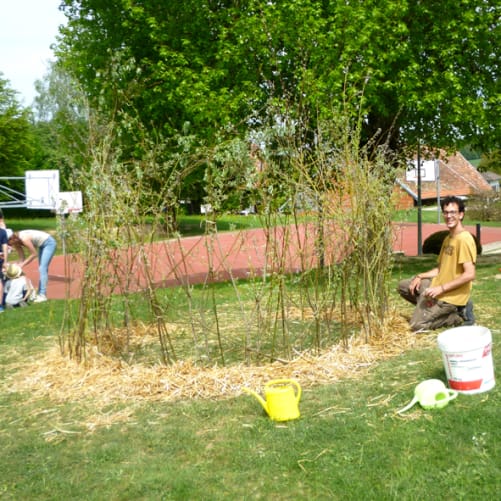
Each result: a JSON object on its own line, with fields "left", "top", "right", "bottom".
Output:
{"left": 33, "top": 294, "right": 47, "bottom": 303}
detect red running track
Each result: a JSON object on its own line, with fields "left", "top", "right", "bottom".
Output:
{"left": 22, "top": 223, "right": 501, "bottom": 300}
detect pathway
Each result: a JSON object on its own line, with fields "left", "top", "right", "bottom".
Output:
{"left": 21, "top": 223, "right": 501, "bottom": 300}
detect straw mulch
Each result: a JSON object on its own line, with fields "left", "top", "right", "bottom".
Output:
{"left": 8, "top": 311, "right": 436, "bottom": 414}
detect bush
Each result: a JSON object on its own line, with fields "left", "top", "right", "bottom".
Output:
{"left": 423, "top": 230, "right": 482, "bottom": 255}
{"left": 466, "top": 192, "right": 501, "bottom": 221}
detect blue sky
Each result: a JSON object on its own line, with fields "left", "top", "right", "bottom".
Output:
{"left": 0, "top": 0, "right": 66, "bottom": 105}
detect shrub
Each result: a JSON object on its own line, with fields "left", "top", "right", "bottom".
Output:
{"left": 466, "top": 192, "right": 501, "bottom": 221}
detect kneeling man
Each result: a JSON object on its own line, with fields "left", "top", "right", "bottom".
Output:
{"left": 398, "top": 196, "right": 476, "bottom": 332}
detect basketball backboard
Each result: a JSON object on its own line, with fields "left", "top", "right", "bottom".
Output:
{"left": 405, "top": 160, "right": 438, "bottom": 182}
{"left": 56, "top": 191, "right": 83, "bottom": 214}
{"left": 25, "top": 170, "right": 60, "bottom": 209}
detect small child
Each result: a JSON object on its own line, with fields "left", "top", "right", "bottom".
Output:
{"left": 4, "top": 263, "right": 34, "bottom": 308}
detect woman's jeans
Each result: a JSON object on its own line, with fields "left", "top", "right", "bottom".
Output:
{"left": 38, "top": 236, "right": 57, "bottom": 295}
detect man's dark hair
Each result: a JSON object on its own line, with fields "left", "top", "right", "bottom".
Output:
{"left": 440, "top": 196, "right": 465, "bottom": 213}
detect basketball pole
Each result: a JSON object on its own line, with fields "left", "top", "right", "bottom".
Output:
{"left": 417, "top": 142, "right": 422, "bottom": 256}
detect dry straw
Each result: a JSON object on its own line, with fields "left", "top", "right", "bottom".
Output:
{"left": 9, "top": 311, "right": 435, "bottom": 425}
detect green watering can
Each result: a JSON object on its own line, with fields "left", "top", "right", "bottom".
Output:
{"left": 397, "top": 379, "right": 458, "bottom": 414}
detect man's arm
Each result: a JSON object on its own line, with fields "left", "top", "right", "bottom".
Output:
{"left": 409, "top": 267, "right": 439, "bottom": 295}
{"left": 425, "top": 261, "right": 475, "bottom": 299}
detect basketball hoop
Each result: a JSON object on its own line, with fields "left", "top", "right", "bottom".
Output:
{"left": 67, "top": 208, "right": 80, "bottom": 217}
{"left": 55, "top": 191, "right": 83, "bottom": 215}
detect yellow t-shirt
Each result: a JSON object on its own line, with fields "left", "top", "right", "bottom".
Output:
{"left": 431, "top": 231, "right": 476, "bottom": 306}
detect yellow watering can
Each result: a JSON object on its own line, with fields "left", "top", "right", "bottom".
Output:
{"left": 243, "top": 379, "right": 302, "bottom": 421}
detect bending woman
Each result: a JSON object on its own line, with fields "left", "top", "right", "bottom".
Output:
{"left": 8, "top": 230, "right": 57, "bottom": 302}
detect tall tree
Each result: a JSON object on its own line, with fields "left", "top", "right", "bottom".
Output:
{"left": 55, "top": 0, "right": 500, "bottom": 151}
{"left": 32, "top": 62, "right": 90, "bottom": 191}
{"left": 0, "top": 74, "right": 34, "bottom": 179}
{"left": 478, "top": 150, "right": 501, "bottom": 174}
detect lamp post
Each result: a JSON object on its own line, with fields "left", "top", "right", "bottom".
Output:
{"left": 435, "top": 159, "right": 441, "bottom": 223}
{"left": 417, "top": 142, "right": 422, "bottom": 256}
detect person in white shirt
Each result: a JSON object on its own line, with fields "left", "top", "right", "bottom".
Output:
{"left": 7, "top": 230, "right": 57, "bottom": 302}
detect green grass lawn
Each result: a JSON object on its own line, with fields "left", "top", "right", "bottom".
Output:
{"left": 0, "top": 254, "right": 500, "bottom": 500}
{"left": 393, "top": 207, "right": 501, "bottom": 227}
{"left": 5, "top": 205, "right": 500, "bottom": 241}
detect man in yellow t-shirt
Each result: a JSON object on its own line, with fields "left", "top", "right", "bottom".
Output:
{"left": 398, "top": 196, "right": 477, "bottom": 332}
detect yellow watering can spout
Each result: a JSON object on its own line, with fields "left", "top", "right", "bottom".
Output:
{"left": 243, "top": 379, "right": 301, "bottom": 421}
{"left": 242, "top": 387, "right": 269, "bottom": 414}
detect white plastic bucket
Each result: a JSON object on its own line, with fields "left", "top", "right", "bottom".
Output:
{"left": 437, "top": 326, "right": 495, "bottom": 394}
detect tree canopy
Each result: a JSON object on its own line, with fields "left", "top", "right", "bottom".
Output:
{"left": 0, "top": 74, "right": 34, "bottom": 179}
{"left": 478, "top": 150, "right": 501, "bottom": 174}
{"left": 55, "top": 0, "right": 500, "bottom": 152}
